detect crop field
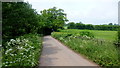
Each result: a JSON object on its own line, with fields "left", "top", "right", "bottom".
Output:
{"left": 51, "top": 29, "right": 120, "bottom": 66}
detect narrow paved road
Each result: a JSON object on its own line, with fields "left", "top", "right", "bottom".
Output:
{"left": 39, "top": 36, "right": 99, "bottom": 66}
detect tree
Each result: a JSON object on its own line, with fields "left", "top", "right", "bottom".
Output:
{"left": 68, "top": 22, "right": 76, "bottom": 29}
{"left": 2, "top": 2, "right": 39, "bottom": 46}
{"left": 39, "top": 7, "right": 68, "bottom": 35}
{"left": 108, "top": 23, "right": 113, "bottom": 25}
{"left": 85, "top": 24, "right": 94, "bottom": 30}
{"left": 75, "top": 22, "right": 85, "bottom": 29}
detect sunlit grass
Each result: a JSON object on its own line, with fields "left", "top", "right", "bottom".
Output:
{"left": 52, "top": 30, "right": 120, "bottom": 66}
{"left": 60, "top": 29, "right": 117, "bottom": 41}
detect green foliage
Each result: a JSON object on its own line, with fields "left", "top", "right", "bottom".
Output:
{"left": 118, "top": 27, "right": 120, "bottom": 43}
{"left": 51, "top": 30, "right": 120, "bottom": 66}
{"left": 2, "top": 34, "right": 42, "bottom": 67}
{"left": 68, "top": 22, "right": 76, "bottom": 29}
{"left": 60, "top": 29, "right": 117, "bottom": 41}
{"left": 2, "top": 2, "right": 44, "bottom": 68}
{"left": 2, "top": 2, "right": 40, "bottom": 47}
{"left": 51, "top": 31, "right": 94, "bottom": 41}
{"left": 39, "top": 7, "right": 68, "bottom": 35}
{"left": 80, "top": 31, "right": 94, "bottom": 38}
{"left": 108, "top": 23, "right": 113, "bottom": 25}
{"left": 116, "top": 26, "right": 120, "bottom": 47}
{"left": 67, "top": 22, "right": 119, "bottom": 31}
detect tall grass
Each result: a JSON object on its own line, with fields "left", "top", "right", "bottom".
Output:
{"left": 51, "top": 31, "right": 120, "bottom": 66}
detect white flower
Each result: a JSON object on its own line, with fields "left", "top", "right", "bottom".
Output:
{"left": 7, "top": 42, "right": 11, "bottom": 46}
{"left": 5, "top": 48, "right": 12, "bottom": 54}
{"left": 10, "top": 53, "right": 14, "bottom": 56}
{"left": 20, "top": 53, "right": 23, "bottom": 55}
{"left": 10, "top": 39, "right": 15, "bottom": 42}
{"left": 31, "top": 62, "right": 34, "bottom": 66}
{"left": 30, "top": 46, "right": 34, "bottom": 48}
{"left": 5, "top": 62, "right": 8, "bottom": 63}
{"left": 5, "top": 65, "right": 8, "bottom": 66}
{"left": 25, "top": 43, "right": 28, "bottom": 46}
{"left": 25, "top": 39, "right": 28, "bottom": 42}
{"left": 17, "top": 46, "right": 23, "bottom": 49}
{"left": 10, "top": 62, "right": 12, "bottom": 63}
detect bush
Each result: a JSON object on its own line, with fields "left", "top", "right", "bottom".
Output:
{"left": 2, "top": 2, "right": 40, "bottom": 48}
{"left": 2, "top": 34, "right": 42, "bottom": 67}
{"left": 80, "top": 31, "right": 94, "bottom": 38}
{"left": 51, "top": 31, "right": 94, "bottom": 40}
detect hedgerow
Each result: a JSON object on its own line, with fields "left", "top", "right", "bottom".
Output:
{"left": 2, "top": 34, "right": 42, "bottom": 67}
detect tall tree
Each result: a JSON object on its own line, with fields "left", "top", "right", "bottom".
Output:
{"left": 40, "top": 7, "right": 68, "bottom": 35}
{"left": 2, "top": 2, "right": 39, "bottom": 44}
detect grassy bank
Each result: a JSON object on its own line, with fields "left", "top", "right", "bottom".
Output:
{"left": 51, "top": 29, "right": 120, "bottom": 66}
{"left": 2, "top": 34, "right": 42, "bottom": 67}
{"left": 59, "top": 29, "right": 117, "bottom": 41}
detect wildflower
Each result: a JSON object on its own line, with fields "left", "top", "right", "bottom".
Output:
{"left": 5, "top": 62, "right": 8, "bottom": 63}
{"left": 5, "top": 48, "right": 12, "bottom": 54}
{"left": 10, "top": 53, "right": 14, "bottom": 56}
{"left": 5, "top": 65, "right": 8, "bottom": 66}
{"left": 20, "top": 53, "right": 24, "bottom": 55}
{"left": 7, "top": 42, "right": 11, "bottom": 46}
{"left": 16, "top": 38, "right": 20, "bottom": 42}
{"left": 10, "top": 62, "right": 12, "bottom": 63}
{"left": 31, "top": 62, "right": 34, "bottom": 66}
{"left": 17, "top": 46, "right": 23, "bottom": 49}
{"left": 31, "top": 46, "right": 34, "bottom": 48}
{"left": 10, "top": 39, "right": 15, "bottom": 42}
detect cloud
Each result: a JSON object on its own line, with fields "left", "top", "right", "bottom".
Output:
{"left": 24, "top": 0, "right": 120, "bottom": 25}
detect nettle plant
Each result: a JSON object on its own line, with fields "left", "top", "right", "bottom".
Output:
{"left": 3, "top": 37, "right": 36, "bottom": 66}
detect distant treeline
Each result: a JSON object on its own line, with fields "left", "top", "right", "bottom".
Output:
{"left": 67, "top": 22, "right": 119, "bottom": 31}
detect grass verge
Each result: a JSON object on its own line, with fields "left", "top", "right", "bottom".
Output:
{"left": 51, "top": 32, "right": 120, "bottom": 67}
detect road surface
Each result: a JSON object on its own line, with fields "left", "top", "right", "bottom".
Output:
{"left": 39, "top": 36, "right": 99, "bottom": 66}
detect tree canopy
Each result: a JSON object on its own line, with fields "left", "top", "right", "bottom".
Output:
{"left": 2, "top": 2, "right": 40, "bottom": 45}
{"left": 2, "top": 2, "right": 68, "bottom": 46}
{"left": 39, "top": 7, "right": 68, "bottom": 35}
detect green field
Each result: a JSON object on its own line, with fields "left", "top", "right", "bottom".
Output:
{"left": 60, "top": 29, "right": 117, "bottom": 41}
{"left": 52, "top": 29, "right": 120, "bottom": 66}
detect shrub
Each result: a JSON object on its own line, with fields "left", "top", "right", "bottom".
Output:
{"left": 2, "top": 34, "right": 42, "bottom": 67}
{"left": 80, "top": 31, "right": 94, "bottom": 38}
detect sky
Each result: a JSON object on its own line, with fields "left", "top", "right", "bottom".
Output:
{"left": 24, "top": 0, "right": 120, "bottom": 25}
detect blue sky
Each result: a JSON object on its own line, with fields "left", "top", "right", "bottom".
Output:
{"left": 25, "top": 0, "right": 119, "bottom": 25}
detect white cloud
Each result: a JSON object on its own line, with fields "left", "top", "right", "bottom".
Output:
{"left": 24, "top": 0, "right": 120, "bottom": 25}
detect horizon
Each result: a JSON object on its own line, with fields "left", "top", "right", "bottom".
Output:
{"left": 24, "top": 0, "right": 120, "bottom": 25}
